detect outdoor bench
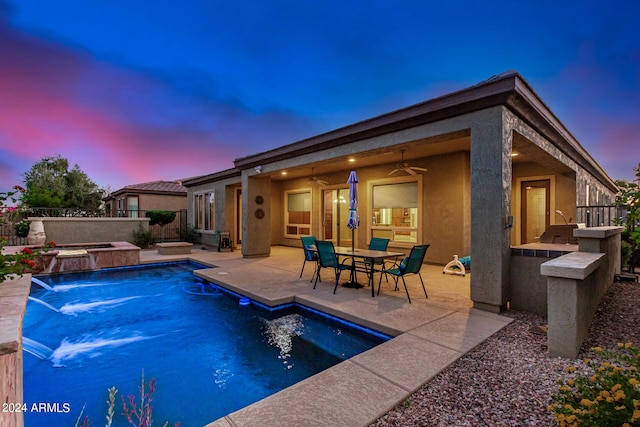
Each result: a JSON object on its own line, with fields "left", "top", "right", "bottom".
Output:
{"left": 157, "top": 242, "right": 193, "bottom": 255}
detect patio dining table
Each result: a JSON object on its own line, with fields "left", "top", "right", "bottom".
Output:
{"left": 333, "top": 246, "right": 405, "bottom": 297}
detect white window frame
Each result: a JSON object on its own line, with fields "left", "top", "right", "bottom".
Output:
{"left": 284, "top": 188, "right": 312, "bottom": 238}
{"left": 194, "top": 192, "right": 215, "bottom": 232}
{"left": 368, "top": 175, "right": 422, "bottom": 247}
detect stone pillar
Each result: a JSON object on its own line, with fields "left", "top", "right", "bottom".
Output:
{"left": 242, "top": 173, "right": 271, "bottom": 258}
{"left": 470, "top": 107, "right": 513, "bottom": 313}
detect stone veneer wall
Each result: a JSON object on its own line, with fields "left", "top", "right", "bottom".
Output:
{"left": 0, "top": 274, "right": 30, "bottom": 427}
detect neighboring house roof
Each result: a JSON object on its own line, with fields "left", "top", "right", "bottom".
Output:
{"left": 103, "top": 180, "right": 187, "bottom": 200}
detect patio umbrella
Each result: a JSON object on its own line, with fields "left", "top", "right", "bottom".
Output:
{"left": 346, "top": 170, "right": 360, "bottom": 253}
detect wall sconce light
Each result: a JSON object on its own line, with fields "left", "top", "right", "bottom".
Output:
{"left": 254, "top": 165, "right": 263, "bottom": 174}
{"left": 506, "top": 215, "right": 514, "bottom": 229}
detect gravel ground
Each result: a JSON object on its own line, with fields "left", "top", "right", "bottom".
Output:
{"left": 371, "top": 279, "right": 640, "bottom": 427}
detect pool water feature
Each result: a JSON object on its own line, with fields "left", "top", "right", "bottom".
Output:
{"left": 23, "top": 262, "right": 387, "bottom": 426}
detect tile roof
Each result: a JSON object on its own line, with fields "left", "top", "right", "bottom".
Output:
{"left": 112, "top": 180, "right": 187, "bottom": 195}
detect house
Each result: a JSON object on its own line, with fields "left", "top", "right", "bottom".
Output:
{"left": 182, "top": 71, "right": 617, "bottom": 314}
{"left": 103, "top": 180, "right": 187, "bottom": 217}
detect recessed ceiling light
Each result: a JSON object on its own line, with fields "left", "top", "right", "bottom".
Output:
{"left": 348, "top": 158, "right": 355, "bottom": 163}
{"left": 281, "top": 171, "right": 287, "bottom": 175}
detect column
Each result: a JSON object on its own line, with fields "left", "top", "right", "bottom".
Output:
{"left": 469, "top": 107, "right": 513, "bottom": 313}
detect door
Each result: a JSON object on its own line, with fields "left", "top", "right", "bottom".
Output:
{"left": 521, "top": 180, "right": 550, "bottom": 244}
{"left": 322, "top": 188, "right": 351, "bottom": 246}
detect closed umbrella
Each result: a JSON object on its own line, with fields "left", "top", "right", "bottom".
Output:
{"left": 344, "top": 170, "right": 361, "bottom": 288}
{"left": 347, "top": 170, "right": 360, "bottom": 252}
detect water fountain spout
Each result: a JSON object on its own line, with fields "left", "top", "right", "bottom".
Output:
{"left": 22, "top": 337, "right": 54, "bottom": 360}
{"left": 32, "top": 277, "right": 54, "bottom": 291}
{"left": 28, "top": 296, "right": 60, "bottom": 313}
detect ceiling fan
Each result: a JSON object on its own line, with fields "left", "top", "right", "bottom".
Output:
{"left": 308, "top": 167, "right": 328, "bottom": 186}
{"left": 388, "top": 150, "right": 428, "bottom": 175}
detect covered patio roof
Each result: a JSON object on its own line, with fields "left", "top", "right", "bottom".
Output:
{"left": 232, "top": 70, "right": 616, "bottom": 192}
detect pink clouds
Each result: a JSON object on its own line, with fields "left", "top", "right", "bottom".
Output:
{"left": 0, "top": 21, "right": 289, "bottom": 191}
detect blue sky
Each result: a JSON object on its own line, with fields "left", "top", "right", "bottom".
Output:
{"left": 1, "top": 0, "right": 639, "bottom": 192}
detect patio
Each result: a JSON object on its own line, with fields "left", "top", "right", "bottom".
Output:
{"left": 140, "top": 245, "right": 512, "bottom": 427}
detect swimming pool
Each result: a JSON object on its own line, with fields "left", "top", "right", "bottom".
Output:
{"left": 23, "top": 262, "right": 387, "bottom": 426}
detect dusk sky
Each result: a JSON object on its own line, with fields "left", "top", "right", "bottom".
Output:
{"left": 1, "top": 0, "right": 639, "bottom": 193}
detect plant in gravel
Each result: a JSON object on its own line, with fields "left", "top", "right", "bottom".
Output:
{"left": 122, "top": 370, "right": 180, "bottom": 427}
{"left": 133, "top": 224, "right": 155, "bottom": 249}
{"left": 178, "top": 223, "right": 201, "bottom": 243}
{"left": 75, "top": 371, "right": 179, "bottom": 427}
{"left": 549, "top": 343, "right": 640, "bottom": 427}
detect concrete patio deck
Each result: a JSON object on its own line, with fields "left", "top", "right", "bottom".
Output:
{"left": 140, "top": 245, "right": 513, "bottom": 427}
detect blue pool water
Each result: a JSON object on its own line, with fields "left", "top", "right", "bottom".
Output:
{"left": 23, "top": 262, "right": 387, "bottom": 426}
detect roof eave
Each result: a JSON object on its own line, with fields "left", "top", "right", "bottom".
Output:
{"left": 182, "top": 168, "right": 242, "bottom": 187}
{"left": 233, "top": 74, "right": 517, "bottom": 169}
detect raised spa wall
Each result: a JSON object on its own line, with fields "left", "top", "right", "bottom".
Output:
{"left": 6, "top": 242, "right": 140, "bottom": 275}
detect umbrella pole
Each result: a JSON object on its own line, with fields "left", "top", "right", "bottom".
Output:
{"left": 351, "top": 227, "right": 355, "bottom": 253}
{"left": 343, "top": 225, "right": 363, "bottom": 288}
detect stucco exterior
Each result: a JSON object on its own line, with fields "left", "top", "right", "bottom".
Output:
{"left": 103, "top": 180, "right": 187, "bottom": 217}
{"left": 183, "top": 71, "right": 617, "bottom": 314}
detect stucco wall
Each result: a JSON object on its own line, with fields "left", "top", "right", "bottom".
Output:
{"left": 34, "top": 217, "right": 149, "bottom": 245}
{"left": 187, "top": 175, "right": 241, "bottom": 247}
{"left": 138, "top": 194, "right": 186, "bottom": 212}
{"left": 272, "top": 150, "right": 470, "bottom": 265}
{"left": 509, "top": 255, "right": 550, "bottom": 317}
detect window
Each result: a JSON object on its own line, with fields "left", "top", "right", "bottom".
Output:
{"left": 195, "top": 192, "right": 215, "bottom": 231}
{"left": 127, "top": 196, "right": 139, "bottom": 218}
{"left": 116, "top": 197, "right": 125, "bottom": 217}
{"left": 285, "top": 190, "right": 311, "bottom": 238}
{"left": 371, "top": 180, "right": 420, "bottom": 245}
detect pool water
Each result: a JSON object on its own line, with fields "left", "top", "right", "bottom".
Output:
{"left": 23, "top": 262, "right": 386, "bottom": 426}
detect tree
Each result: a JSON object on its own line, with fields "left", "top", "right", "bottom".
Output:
{"left": 146, "top": 210, "right": 176, "bottom": 242}
{"left": 615, "top": 163, "right": 640, "bottom": 272}
{"left": 22, "top": 156, "right": 105, "bottom": 213}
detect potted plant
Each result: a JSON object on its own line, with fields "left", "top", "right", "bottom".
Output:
{"left": 15, "top": 219, "right": 30, "bottom": 238}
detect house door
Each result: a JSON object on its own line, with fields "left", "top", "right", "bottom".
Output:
{"left": 521, "top": 180, "right": 550, "bottom": 244}
{"left": 235, "top": 189, "right": 242, "bottom": 245}
{"left": 322, "top": 188, "right": 351, "bottom": 246}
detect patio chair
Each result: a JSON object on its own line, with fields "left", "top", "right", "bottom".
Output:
{"left": 378, "top": 244, "right": 430, "bottom": 303}
{"left": 313, "top": 240, "right": 352, "bottom": 294}
{"left": 299, "top": 236, "right": 320, "bottom": 282}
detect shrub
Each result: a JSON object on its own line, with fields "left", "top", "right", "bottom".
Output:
{"left": 178, "top": 224, "right": 200, "bottom": 243}
{"left": 132, "top": 224, "right": 155, "bottom": 249}
{"left": 549, "top": 343, "right": 640, "bottom": 426}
